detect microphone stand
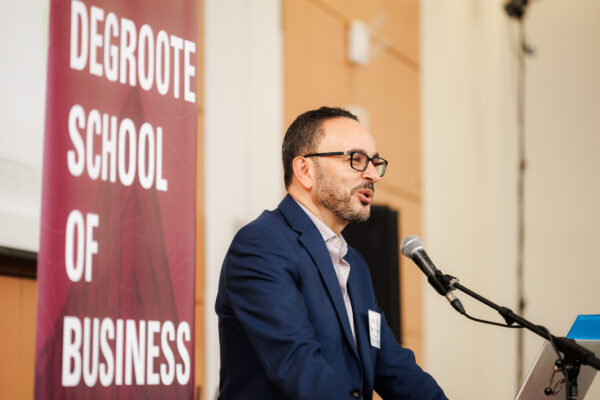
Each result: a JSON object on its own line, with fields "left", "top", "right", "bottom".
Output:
{"left": 439, "top": 273, "right": 600, "bottom": 400}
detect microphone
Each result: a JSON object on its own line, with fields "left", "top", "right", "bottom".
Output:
{"left": 401, "top": 235, "right": 465, "bottom": 314}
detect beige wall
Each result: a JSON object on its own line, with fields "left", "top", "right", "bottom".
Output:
{"left": 195, "top": 1, "right": 205, "bottom": 397}
{"left": 0, "top": 2, "right": 47, "bottom": 394}
{"left": 203, "top": 1, "right": 284, "bottom": 396}
{"left": 422, "top": 0, "right": 600, "bottom": 399}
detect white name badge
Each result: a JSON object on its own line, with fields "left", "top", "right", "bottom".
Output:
{"left": 368, "top": 310, "right": 381, "bottom": 349}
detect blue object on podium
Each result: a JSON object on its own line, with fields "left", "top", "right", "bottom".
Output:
{"left": 567, "top": 315, "right": 600, "bottom": 340}
{"left": 515, "top": 315, "right": 600, "bottom": 400}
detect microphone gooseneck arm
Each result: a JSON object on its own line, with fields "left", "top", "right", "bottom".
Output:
{"left": 401, "top": 235, "right": 600, "bottom": 400}
{"left": 443, "top": 275, "right": 600, "bottom": 371}
{"left": 442, "top": 274, "right": 600, "bottom": 400}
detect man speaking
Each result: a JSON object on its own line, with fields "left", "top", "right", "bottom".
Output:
{"left": 215, "top": 107, "right": 447, "bottom": 399}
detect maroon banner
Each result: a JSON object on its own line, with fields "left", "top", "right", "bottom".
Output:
{"left": 35, "top": 0, "right": 198, "bottom": 398}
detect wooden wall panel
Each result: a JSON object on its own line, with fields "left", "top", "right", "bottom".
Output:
{"left": 0, "top": 275, "right": 36, "bottom": 399}
{"left": 351, "top": 51, "right": 421, "bottom": 195}
{"left": 284, "top": 0, "right": 424, "bottom": 365}
{"left": 284, "top": 0, "right": 351, "bottom": 121}
{"left": 313, "top": 0, "right": 419, "bottom": 63}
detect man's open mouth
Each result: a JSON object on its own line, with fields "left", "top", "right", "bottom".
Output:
{"left": 356, "top": 189, "right": 373, "bottom": 205}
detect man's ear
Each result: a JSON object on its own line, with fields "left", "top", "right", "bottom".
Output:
{"left": 291, "top": 156, "right": 314, "bottom": 190}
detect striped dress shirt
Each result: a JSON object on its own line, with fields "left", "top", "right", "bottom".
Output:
{"left": 296, "top": 201, "right": 357, "bottom": 344}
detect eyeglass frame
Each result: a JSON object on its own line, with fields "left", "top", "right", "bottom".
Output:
{"left": 302, "top": 150, "right": 388, "bottom": 177}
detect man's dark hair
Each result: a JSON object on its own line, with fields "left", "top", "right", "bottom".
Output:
{"left": 282, "top": 106, "right": 358, "bottom": 188}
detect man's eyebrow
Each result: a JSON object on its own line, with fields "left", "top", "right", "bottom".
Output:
{"left": 348, "top": 149, "right": 380, "bottom": 158}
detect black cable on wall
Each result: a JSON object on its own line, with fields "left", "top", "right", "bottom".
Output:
{"left": 504, "top": 0, "right": 534, "bottom": 385}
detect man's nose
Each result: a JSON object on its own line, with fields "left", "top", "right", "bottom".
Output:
{"left": 362, "top": 161, "right": 380, "bottom": 183}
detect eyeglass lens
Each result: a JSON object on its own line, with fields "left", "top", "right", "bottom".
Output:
{"left": 350, "top": 152, "right": 386, "bottom": 177}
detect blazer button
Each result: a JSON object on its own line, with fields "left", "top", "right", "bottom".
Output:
{"left": 350, "top": 389, "right": 361, "bottom": 398}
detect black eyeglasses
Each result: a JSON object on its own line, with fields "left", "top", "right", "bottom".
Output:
{"left": 303, "top": 151, "right": 388, "bottom": 177}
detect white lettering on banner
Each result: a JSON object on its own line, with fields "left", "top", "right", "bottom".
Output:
{"left": 146, "top": 321, "right": 161, "bottom": 385}
{"left": 117, "top": 118, "right": 136, "bottom": 187}
{"left": 169, "top": 36, "right": 183, "bottom": 99}
{"left": 70, "top": 0, "right": 88, "bottom": 71}
{"left": 83, "top": 317, "right": 100, "bottom": 386}
{"left": 104, "top": 12, "right": 119, "bottom": 81}
{"left": 183, "top": 40, "right": 196, "bottom": 103}
{"left": 125, "top": 319, "right": 146, "bottom": 385}
{"left": 160, "top": 321, "right": 176, "bottom": 385}
{"left": 61, "top": 316, "right": 191, "bottom": 387}
{"left": 176, "top": 321, "right": 191, "bottom": 384}
{"left": 120, "top": 17, "right": 137, "bottom": 86}
{"left": 65, "top": 210, "right": 98, "bottom": 283}
{"left": 67, "top": 104, "right": 86, "bottom": 177}
{"left": 138, "top": 24, "right": 155, "bottom": 91}
{"left": 101, "top": 113, "right": 117, "bottom": 182}
{"left": 115, "top": 319, "right": 124, "bottom": 385}
{"left": 86, "top": 109, "right": 102, "bottom": 180}
{"left": 138, "top": 123, "right": 156, "bottom": 190}
{"left": 69, "top": 0, "right": 197, "bottom": 103}
{"left": 89, "top": 6, "right": 104, "bottom": 77}
{"left": 60, "top": 0, "right": 193, "bottom": 394}
{"left": 64, "top": 210, "right": 84, "bottom": 282}
{"left": 99, "top": 317, "right": 115, "bottom": 386}
{"left": 63, "top": 316, "right": 83, "bottom": 387}
{"left": 156, "top": 31, "right": 170, "bottom": 95}
{"left": 67, "top": 104, "right": 168, "bottom": 191}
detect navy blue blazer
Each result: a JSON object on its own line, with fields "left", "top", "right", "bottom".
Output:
{"left": 216, "top": 195, "right": 447, "bottom": 400}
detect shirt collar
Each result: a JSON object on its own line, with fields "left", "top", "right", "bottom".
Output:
{"left": 294, "top": 200, "right": 347, "bottom": 252}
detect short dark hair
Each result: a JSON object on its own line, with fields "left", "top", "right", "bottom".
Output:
{"left": 282, "top": 107, "right": 358, "bottom": 188}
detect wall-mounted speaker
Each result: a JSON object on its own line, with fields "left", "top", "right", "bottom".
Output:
{"left": 343, "top": 205, "right": 401, "bottom": 343}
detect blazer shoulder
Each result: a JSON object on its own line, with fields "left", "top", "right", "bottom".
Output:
{"left": 228, "top": 208, "right": 299, "bottom": 259}
{"left": 236, "top": 208, "right": 288, "bottom": 238}
{"left": 234, "top": 195, "right": 311, "bottom": 241}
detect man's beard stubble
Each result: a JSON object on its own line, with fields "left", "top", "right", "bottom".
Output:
{"left": 314, "top": 165, "right": 374, "bottom": 224}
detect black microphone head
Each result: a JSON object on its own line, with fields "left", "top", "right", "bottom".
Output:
{"left": 401, "top": 235, "right": 424, "bottom": 257}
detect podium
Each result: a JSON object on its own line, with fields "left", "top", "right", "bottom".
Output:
{"left": 516, "top": 315, "right": 600, "bottom": 399}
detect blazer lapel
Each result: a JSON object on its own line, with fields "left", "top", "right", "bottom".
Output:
{"left": 278, "top": 195, "right": 360, "bottom": 356}
{"left": 346, "top": 252, "right": 374, "bottom": 386}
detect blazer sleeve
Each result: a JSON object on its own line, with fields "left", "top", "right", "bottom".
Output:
{"left": 220, "top": 222, "right": 359, "bottom": 400}
{"left": 373, "top": 311, "right": 448, "bottom": 400}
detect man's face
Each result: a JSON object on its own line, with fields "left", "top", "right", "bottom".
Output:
{"left": 311, "top": 117, "right": 381, "bottom": 225}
